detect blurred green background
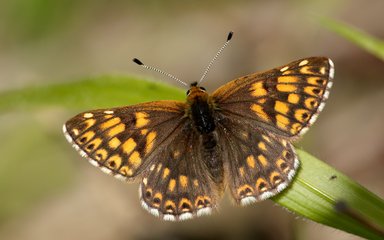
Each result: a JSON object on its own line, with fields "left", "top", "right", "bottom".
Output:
{"left": 0, "top": 0, "right": 383, "bottom": 239}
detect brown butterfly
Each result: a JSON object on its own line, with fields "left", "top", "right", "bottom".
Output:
{"left": 63, "top": 32, "right": 334, "bottom": 221}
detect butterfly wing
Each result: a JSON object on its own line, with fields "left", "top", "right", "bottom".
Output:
{"left": 139, "top": 125, "right": 222, "bottom": 221}
{"left": 212, "top": 57, "right": 334, "bottom": 138}
{"left": 212, "top": 57, "right": 334, "bottom": 202}
{"left": 63, "top": 100, "right": 188, "bottom": 180}
{"left": 216, "top": 115, "right": 298, "bottom": 204}
{"left": 64, "top": 100, "right": 220, "bottom": 221}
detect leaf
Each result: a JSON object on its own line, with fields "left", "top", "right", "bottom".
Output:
{"left": 273, "top": 150, "right": 384, "bottom": 239}
{"left": 320, "top": 17, "right": 384, "bottom": 61}
{"left": 0, "top": 76, "right": 184, "bottom": 112}
{"left": 1, "top": 77, "right": 383, "bottom": 238}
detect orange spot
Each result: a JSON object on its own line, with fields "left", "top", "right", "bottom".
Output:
{"left": 256, "top": 178, "right": 268, "bottom": 192}
{"left": 258, "top": 155, "right": 268, "bottom": 167}
{"left": 277, "top": 76, "right": 298, "bottom": 83}
{"left": 304, "top": 86, "right": 323, "bottom": 96}
{"left": 107, "top": 123, "right": 125, "bottom": 137}
{"left": 237, "top": 184, "right": 253, "bottom": 196}
{"left": 163, "top": 168, "right": 170, "bottom": 179}
{"left": 135, "top": 112, "right": 149, "bottom": 128}
{"left": 300, "top": 66, "right": 313, "bottom": 74}
{"left": 77, "top": 131, "right": 95, "bottom": 144}
{"left": 276, "top": 114, "right": 290, "bottom": 130}
{"left": 168, "top": 179, "right": 176, "bottom": 192}
{"left": 108, "top": 137, "right": 121, "bottom": 149}
{"left": 304, "top": 98, "right": 318, "bottom": 109}
{"left": 270, "top": 171, "right": 282, "bottom": 185}
{"left": 274, "top": 101, "right": 289, "bottom": 115}
{"left": 85, "top": 138, "right": 102, "bottom": 152}
{"left": 276, "top": 84, "right": 297, "bottom": 92}
{"left": 83, "top": 119, "right": 96, "bottom": 130}
{"left": 308, "top": 77, "right": 324, "bottom": 86}
{"left": 257, "top": 98, "right": 267, "bottom": 104}
{"left": 153, "top": 192, "right": 163, "bottom": 207}
{"left": 193, "top": 179, "right": 199, "bottom": 186}
{"left": 246, "top": 155, "right": 256, "bottom": 169}
{"left": 276, "top": 159, "right": 289, "bottom": 172}
{"left": 145, "top": 131, "right": 157, "bottom": 154}
{"left": 122, "top": 138, "right": 136, "bottom": 155}
{"left": 165, "top": 200, "right": 176, "bottom": 213}
{"left": 290, "top": 123, "right": 302, "bottom": 135}
{"left": 288, "top": 94, "right": 300, "bottom": 104}
{"left": 106, "top": 154, "right": 122, "bottom": 170}
{"left": 94, "top": 149, "right": 107, "bottom": 161}
{"left": 180, "top": 175, "right": 188, "bottom": 188}
{"left": 140, "top": 129, "right": 148, "bottom": 135}
{"left": 295, "top": 109, "right": 311, "bottom": 123}
{"left": 251, "top": 104, "right": 270, "bottom": 122}
{"left": 258, "top": 142, "right": 267, "bottom": 151}
{"left": 129, "top": 151, "right": 142, "bottom": 168}
{"left": 100, "top": 117, "right": 120, "bottom": 130}
{"left": 250, "top": 82, "right": 267, "bottom": 97}
{"left": 179, "top": 198, "right": 192, "bottom": 212}
{"left": 119, "top": 166, "right": 133, "bottom": 176}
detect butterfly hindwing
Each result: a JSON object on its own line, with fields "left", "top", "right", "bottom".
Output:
{"left": 213, "top": 57, "right": 334, "bottom": 138}
{"left": 139, "top": 123, "right": 222, "bottom": 221}
{"left": 63, "top": 101, "right": 186, "bottom": 181}
{"left": 216, "top": 115, "right": 298, "bottom": 204}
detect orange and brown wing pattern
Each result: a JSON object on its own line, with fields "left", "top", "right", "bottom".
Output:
{"left": 139, "top": 124, "right": 221, "bottom": 221}
{"left": 63, "top": 100, "right": 186, "bottom": 181}
{"left": 212, "top": 57, "right": 334, "bottom": 138}
{"left": 216, "top": 115, "right": 298, "bottom": 204}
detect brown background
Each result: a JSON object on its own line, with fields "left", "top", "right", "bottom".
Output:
{"left": 0, "top": 0, "right": 383, "bottom": 239}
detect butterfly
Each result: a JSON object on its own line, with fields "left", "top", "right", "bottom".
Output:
{"left": 63, "top": 33, "right": 334, "bottom": 221}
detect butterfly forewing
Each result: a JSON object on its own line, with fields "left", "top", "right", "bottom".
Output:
{"left": 64, "top": 101, "right": 186, "bottom": 180}
{"left": 213, "top": 57, "right": 334, "bottom": 138}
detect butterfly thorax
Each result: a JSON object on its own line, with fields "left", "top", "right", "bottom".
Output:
{"left": 186, "top": 84, "right": 216, "bottom": 135}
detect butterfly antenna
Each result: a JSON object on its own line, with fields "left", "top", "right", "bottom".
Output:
{"left": 132, "top": 58, "right": 188, "bottom": 87}
{"left": 198, "top": 31, "right": 233, "bottom": 85}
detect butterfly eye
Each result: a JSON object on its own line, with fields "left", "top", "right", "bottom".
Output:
{"left": 199, "top": 87, "right": 206, "bottom": 91}
{"left": 186, "top": 90, "right": 191, "bottom": 95}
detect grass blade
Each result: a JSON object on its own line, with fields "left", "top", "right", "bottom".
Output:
{"left": 320, "top": 17, "right": 384, "bottom": 61}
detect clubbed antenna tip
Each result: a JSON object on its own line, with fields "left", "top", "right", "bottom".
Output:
{"left": 227, "top": 31, "right": 233, "bottom": 41}
{"left": 133, "top": 58, "right": 143, "bottom": 65}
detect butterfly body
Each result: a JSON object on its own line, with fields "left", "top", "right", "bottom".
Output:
{"left": 64, "top": 57, "right": 334, "bottom": 221}
{"left": 187, "top": 83, "right": 216, "bottom": 134}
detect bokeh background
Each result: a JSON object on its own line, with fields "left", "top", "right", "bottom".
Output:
{"left": 0, "top": 0, "right": 383, "bottom": 239}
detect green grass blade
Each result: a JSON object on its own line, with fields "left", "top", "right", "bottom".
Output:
{"left": 320, "top": 17, "right": 384, "bottom": 61}
{"left": 1, "top": 77, "right": 383, "bottom": 238}
{"left": 0, "top": 76, "right": 184, "bottom": 112}
{"left": 273, "top": 150, "right": 384, "bottom": 239}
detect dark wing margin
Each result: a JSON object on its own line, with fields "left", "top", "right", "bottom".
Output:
{"left": 212, "top": 57, "right": 334, "bottom": 139}
{"left": 63, "top": 100, "right": 186, "bottom": 182}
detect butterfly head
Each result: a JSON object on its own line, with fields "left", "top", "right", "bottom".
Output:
{"left": 186, "top": 82, "right": 208, "bottom": 102}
